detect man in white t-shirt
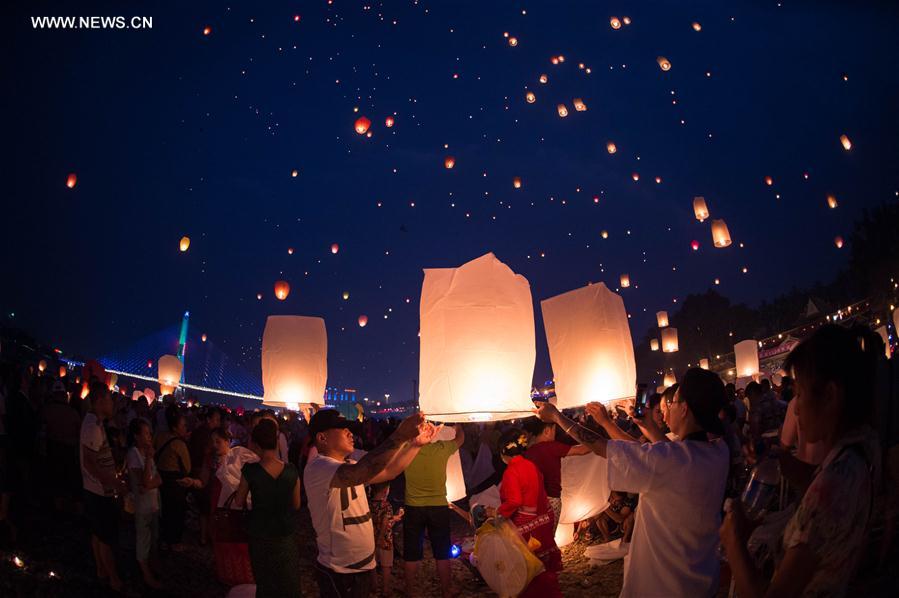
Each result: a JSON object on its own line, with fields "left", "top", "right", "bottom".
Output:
{"left": 536, "top": 368, "right": 730, "bottom": 598}
{"left": 304, "top": 410, "right": 436, "bottom": 598}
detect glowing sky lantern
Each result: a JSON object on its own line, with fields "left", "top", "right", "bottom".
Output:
{"left": 291, "top": 169, "right": 298, "bottom": 177}
{"left": 261, "top": 316, "right": 327, "bottom": 409}
{"left": 700, "top": 358, "right": 710, "bottom": 370}
{"left": 329, "top": 243, "right": 340, "bottom": 255}
{"left": 834, "top": 236, "right": 844, "bottom": 249}
{"left": 650, "top": 338, "right": 660, "bottom": 351}
{"left": 385, "top": 116, "right": 395, "bottom": 128}
{"left": 692, "top": 21, "right": 702, "bottom": 31}
{"left": 444, "top": 156, "right": 456, "bottom": 169}
{"left": 632, "top": 172, "right": 640, "bottom": 181}
{"left": 59, "top": 365, "right": 67, "bottom": 377}
{"left": 656, "top": 311, "right": 669, "bottom": 328}
{"left": 557, "top": 104, "right": 569, "bottom": 118}
{"left": 826, "top": 194, "right": 838, "bottom": 209}
{"left": 619, "top": 273, "right": 630, "bottom": 288}
{"left": 358, "top": 314, "right": 368, "bottom": 327}
{"left": 539, "top": 74, "right": 548, "bottom": 84}
{"left": 202, "top": 26, "right": 211, "bottom": 36}
{"left": 573, "top": 98, "right": 587, "bottom": 111}
{"left": 274, "top": 280, "right": 290, "bottom": 300}
{"left": 606, "top": 142, "right": 617, "bottom": 154}
{"left": 342, "top": 291, "right": 350, "bottom": 300}
{"left": 601, "top": 230, "right": 609, "bottom": 239}
{"left": 508, "top": 36, "right": 518, "bottom": 46}
{"left": 419, "top": 253, "right": 536, "bottom": 422}
{"left": 66, "top": 173, "right": 77, "bottom": 188}
{"left": 693, "top": 196, "right": 709, "bottom": 222}
{"left": 179, "top": 236, "right": 190, "bottom": 252}
{"left": 839, "top": 134, "right": 852, "bottom": 150}
{"left": 513, "top": 176, "right": 522, "bottom": 189}
{"left": 287, "top": 247, "right": 294, "bottom": 255}
{"left": 354, "top": 116, "right": 371, "bottom": 135}
{"left": 734, "top": 340, "right": 760, "bottom": 378}
{"left": 38, "top": 359, "right": 47, "bottom": 372}
{"left": 622, "top": 16, "right": 631, "bottom": 25}
{"left": 525, "top": 91, "right": 536, "bottom": 103}
{"left": 661, "top": 327, "right": 679, "bottom": 353}
{"left": 610, "top": 17, "right": 622, "bottom": 29}
{"left": 157, "top": 354, "right": 183, "bottom": 396}
{"left": 201, "top": 333, "right": 207, "bottom": 342}
{"left": 764, "top": 175, "right": 774, "bottom": 186}
{"left": 663, "top": 370, "right": 677, "bottom": 387}
{"left": 691, "top": 240, "right": 700, "bottom": 251}
{"left": 711, "top": 219, "right": 732, "bottom": 248}
{"left": 540, "top": 283, "right": 637, "bottom": 409}
{"left": 147, "top": 359, "right": 153, "bottom": 369}
{"left": 256, "top": 293, "right": 263, "bottom": 300}
{"left": 558, "top": 453, "right": 610, "bottom": 543}
{"left": 107, "top": 373, "right": 118, "bottom": 391}
{"left": 657, "top": 56, "right": 672, "bottom": 71}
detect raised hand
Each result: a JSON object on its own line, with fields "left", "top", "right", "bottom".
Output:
{"left": 533, "top": 401, "right": 561, "bottom": 423}
{"left": 585, "top": 402, "right": 610, "bottom": 426}
{"left": 394, "top": 412, "right": 427, "bottom": 442}
{"left": 411, "top": 422, "right": 440, "bottom": 447}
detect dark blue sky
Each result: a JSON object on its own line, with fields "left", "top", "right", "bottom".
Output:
{"left": 6, "top": 1, "right": 899, "bottom": 403}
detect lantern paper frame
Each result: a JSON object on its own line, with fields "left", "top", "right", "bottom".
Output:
{"left": 711, "top": 219, "right": 732, "bottom": 248}
{"left": 656, "top": 311, "right": 669, "bottom": 328}
{"left": 262, "top": 316, "right": 328, "bottom": 409}
{"left": 157, "top": 355, "right": 183, "bottom": 396}
{"left": 661, "top": 327, "right": 679, "bottom": 353}
{"left": 418, "top": 253, "right": 536, "bottom": 422}
{"left": 693, "top": 196, "right": 709, "bottom": 222}
{"left": 734, "top": 339, "right": 760, "bottom": 378}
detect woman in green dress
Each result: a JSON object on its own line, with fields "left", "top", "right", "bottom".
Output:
{"left": 235, "top": 418, "right": 302, "bottom": 598}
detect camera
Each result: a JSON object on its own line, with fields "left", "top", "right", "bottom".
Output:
{"left": 633, "top": 383, "right": 650, "bottom": 419}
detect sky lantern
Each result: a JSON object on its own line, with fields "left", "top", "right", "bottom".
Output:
{"left": 179, "top": 236, "right": 190, "bottom": 252}
{"left": 622, "top": 16, "right": 631, "bottom": 25}
{"left": 619, "top": 274, "right": 630, "bottom": 288}
{"left": 734, "top": 340, "right": 760, "bottom": 378}
{"left": 59, "top": 365, "right": 67, "bottom": 377}
{"left": 711, "top": 219, "right": 732, "bottom": 248}
{"left": 610, "top": 17, "right": 622, "bottom": 29}
{"left": 539, "top": 74, "right": 548, "bottom": 84}
{"left": 573, "top": 98, "right": 587, "bottom": 111}
{"left": 699, "top": 358, "right": 710, "bottom": 370}
{"left": 839, "top": 134, "right": 852, "bottom": 150}
{"left": 657, "top": 56, "right": 672, "bottom": 71}
{"left": 202, "top": 26, "right": 211, "bottom": 36}
{"left": 274, "top": 280, "right": 290, "bottom": 300}
{"left": 656, "top": 311, "right": 669, "bottom": 328}
{"left": 330, "top": 243, "right": 339, "bottom": 254}
{"left": 358, "top": 314, "right": 368, "bottom": 327}
{"left": 342, "top": 291, "right": 350, "bottom": 300}
{"left": 354, "top": 116, "right": 371, "bottom": 135}
{"left": 157, "top": 354, "right": 183, "bottom": 396}
{"left": 693, "top": 196, "right": 709, "bottom": 222}
{"left": 632, "top": 172, "right": 640, "bottom": 181}
{"left": 606, "top": 142, "right": 617, "bottom": 154}
{"left": 558, "top": 453, "right": 611, "bottom": 547}
{"left": 513, "top": 176, "right": 522, "bottom": 189}
{"left": 834, "top": 236, "right": 844, "bottom": 249}
{"left": 525, "top": 91, "right": 536, "bottom": 103}
{"left": 691, "top": 240, "right": 700, "bottom": 251}
{"left": 201, "top": 333, "right": 207, "bottom": 342}
{"left": 557, "top": 104, "right": 569, "bottom": 117}
{"left": 38, "top": 359, "right": 47, "bottom": 373}
{"left": 261, "top": 316, "right": 327, "bottom": 410}
{"left": 287, "top": 247, "right": 294, "bottom": 255}
{"left": 826, "top": 194, "right": 838, "bottom": 209}
{"left": 661, "top": 327, "right": 679, "bottom": 353}
{"left": 541, "top": 283, "right": 637, "bottom": 408}
{"left": 508, "top": 36, "right": 518, "bottom": 46}
{"left": 650, "top": 339, "right": 660, "bottom": 351}
{"left": 291, "top": 169, "right": 298, "bottom": 177}
{"left": 107, "top": 373, "right": 118, "bottom": 391}
{"left": 663, "top": 370, "right": 677, "bottom": 388}
{"left": 444, "top": 156, "right": 456, "bottom": 169}
{"left": 692, "top": 21, "right": 702, "bottom": 31}
{"left": 764, "top": 175, "right": 773, "bottom": 186}
{"left": 601, "top": 230, "right": 609, "bottom": 239}
{"left": 256, "top": 293, "right": 263, "bottom": 300}
{"left": 66, "top": 173, "right": 77, "bottom": 188}
{"left": 419, "top": 253, "right": 536, "bottom": 422}
{"left": 146, "top": 359, "right": 153, "bottom": 369}
{"left": 385, "top": 116, "right": 395, "bottom": 127}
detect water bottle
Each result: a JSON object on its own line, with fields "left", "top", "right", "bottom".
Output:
{"left": 740, "top": 455, "right": 781, "bottom": 520}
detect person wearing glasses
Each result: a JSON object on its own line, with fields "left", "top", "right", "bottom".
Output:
{"left": 534, "top": 368, "right": 729, "bottom": 598}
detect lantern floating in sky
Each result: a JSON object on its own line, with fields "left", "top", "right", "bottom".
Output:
{"left": 419, "top": 253, "right": 536, "bottom": 422}
{"left": 699, "top": 358, "right": 710, "bottom": 370}
{"left": 59, "top": 365, "right": 67, "bottom": 377}
{"left": 610, "top": 17, "right": 622, "bottom": 29}
{"left": 692, "top": 21, "right": 702, "bottom": 32}
{"left": 839, "top": 134, "right": 852, "bottom": 151}
{"left": 656, "top": 311, "right": 669, "bottom": 328}
{"left": 201, "top": 333, "right": 207, "bottom": 342}
{"left": 691, "top": 240, "right": 700, "bottom": 251}
{"left": 203, "top": 26, "right": 211, "bottom": 36}
{"left": 354, "top": 116, "right": 371, "bottom": 135}
{"left": 650, "top": 339, "right": 660, "bottom": 351}
{"left": 385, "top": 116, "right": 395, "bottom": 128}
{"left": 655, "top": 176, "right": 662, "bottom": 184}
{"left": 358, "top": 314, "right": 368, "bottom": 327}
{"left": 834, "top": 236, "right": 844, "bottom": 249}
{"left": 508, "top": 36, "right": 518, "bottom": 47}
{"left": 256, "top": 293, "right": 263, "bottom": 300}
{"left": 663, "top": 370, "right": 677, "bottom": 388}
{"left": 606, "top": 142, "right": 617, "bottom": 154}
{"left": 261, "top": 316, "right": 327, "bottom": 410}
{"left": 661, "top": 327, "right": 679, "bottom": 353}
{"left": 329, "top": 243, "right": 340, "bottom": 255}
{"left": 693, "top": 196, "right": 709, "bottom": 222}
{"left": 711, "top": 219, "right": 732, "bottom": 248}
{"left": 288, "top": 247, "right": 294, "bottom": 255}
{"left": 513, "top": 177, "right": 522, "bottom": 189}
{"left": 444, "top": 156, "right": 455, "bottom": 169}
{"left": 38, "top": 359, "right": 47, "bottom": 373}
{"left": 157, "top": 354, "right": 183, "bottom": 396}
{"left": 573, "top": 98, "right": 587, "bottom": 111}
{"left": 734, "top": 340, "right": 760, "bottom": 378}
{"left": 179, "top": 236, "right": 190, "bottom": 252}
{"left": 291, "top": 169, "right": 298, "bottom": 177}
{"left": 657, "top": 56, "right": 671, "bottom": 71}
{"left": 274, "top": 280, "right": 290, "bottom": 300}
{"left": 539, "top": 74, "right": 548, "bottom": 84}
{"left": 632, "top": 172, "right": 640, "bottom": 181}
{"left": 619, "top": 274, "right": 630, "bottom": 288}
{"left": 66, "top": 173, "right": 77, "bottom": 188}
{"left": 622, "top": 16, "right": 631, "bottom": 25}
{"left": 541, "top": 283, "right": 637, "bottom": 408}
{"left": 826, "top": 194, "right": 838, "bottom": 209}
{"left": 601, "top": 230, "right": 609, "bottom": 239}
{"left": 557, "top": 104, "right": 569, "bottom": 118}
{"left": 342, "top": 291, "right": 349, "bottom": 300}
{"left": 525, "top": 91, "right": 536, "bottom": 103}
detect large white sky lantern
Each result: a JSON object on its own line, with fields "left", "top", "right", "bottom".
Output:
{"left": 157, "top": 355, "right": 182, "bottom": 396}
{"left": 541, "top": 283, "right": 636, "bottom": 408}
{"left": 261, "top": 316, "right": 327, "bottom": 410}
{"left": 419, "top": 253, "right": 536, "bottom": 422}
{"left": 661, "top": 327, "right": 679, "bottom": 353}
{"left": 734, "top": 339, "right": 760, "bottom": 378}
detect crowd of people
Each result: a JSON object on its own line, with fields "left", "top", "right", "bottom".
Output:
{"left": 0, "top": 321, "right": 897, "bottom": 597}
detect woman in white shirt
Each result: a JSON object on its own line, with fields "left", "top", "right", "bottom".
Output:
{"left": 210, "top": 427, "right": 259, "bottom": 508}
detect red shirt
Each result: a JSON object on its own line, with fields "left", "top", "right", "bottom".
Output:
{"left": 524, "top": 440, "right": 571, "bottom": 498}
{"left": 498, "top": 455, "right": 549, "bottom": 519}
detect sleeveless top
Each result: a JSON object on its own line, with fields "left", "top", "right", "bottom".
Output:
{"left": 241, "top": 461, "right": 298, "bottom": 538}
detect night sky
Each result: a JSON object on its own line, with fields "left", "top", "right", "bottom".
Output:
{"left": 6, "top": 1, "right": 899, "bottom": 403}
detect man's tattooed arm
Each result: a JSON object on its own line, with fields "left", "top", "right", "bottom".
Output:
{"left": 330, "top": 435, "right": 408, "bottom": 488}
